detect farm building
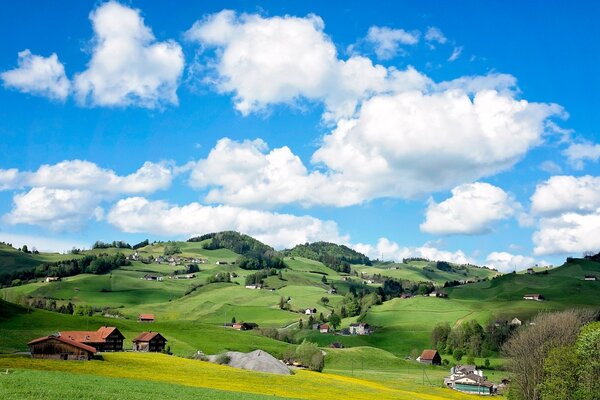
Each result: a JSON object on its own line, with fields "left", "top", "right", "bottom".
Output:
{"left": 349, "top": 323, "right": 371, "bottom": 335}
{"left": 132, "top": 331, "right": 167, "bottom": 352}
{"left": 59, "top": 326, "right": 125, "bottom": 352}
{"left": 45, "top": 276, "right": 61, "bottom": 282}
{"left": 418, "top": 349, "right": 442, "bottom": 365}
{"left": 510, "top": 318, "right": 523, "bottom": 326}
{"left": 444, "top": 365, "right": 495, "bottom": 395}
{"left": 319, "top": 324, "right": 330, "bottom": 333}
{"left": 138, "top": 313, "right": 155, "bottom": 323}
{"left": 305, "top": 308, "right": 317, "bottom": 315}
{"left": 523, "top": 294, "right": 545, "bottom": 301}
{"left": 28, "top": 335, "right": 96, "bottom": 360}
{"left": 231, "top": 322, "right": 259, "bottom": 331}
{"left": 142, "top": 274, "right": 163, "bottom": 281}
{"left": 584, "top": 275, "right": 597, "bottom": 281}
{"left": 526, "top": 268, "right": 535, "bottom": 274}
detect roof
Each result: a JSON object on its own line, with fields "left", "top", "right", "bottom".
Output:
{"left": 138, "top": 313, "right": 155, "bottom": 320}
{"left": 132, "top": 331, "right": 166, "bottom": 342}
{"left": 320, "top": 324, "right": 330, "bottom": 329}
{"left": 420, "top": 349, "right": 439, "bottom": 360}
{"left": 456, "top": 373, "right": 494, "bottom": 388}
{"left": 523, "top": 294, "right": 541, "bottom": 297}
{"left": 28, "top": 335, "right": 97, "bottom": 353}
{"left": 59, "top": 326, "right": 120, "bottom": 344}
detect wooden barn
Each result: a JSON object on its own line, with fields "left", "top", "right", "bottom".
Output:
{"left": 28, "top": 335, "right": 96, "bottom": 360}
{"left": 132, "top": 331, "right": 167, "bottom": 352}
{"left": 59, "top": 326, "right": 125, "bottom": 352}
{"left": 138, "top": 313, "right": 155, "bottom": 323}
{"left": 418, "top": 349, "right": 442, "bottom": 365}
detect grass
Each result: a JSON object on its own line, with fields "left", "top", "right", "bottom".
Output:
{"left": 0, "top": 352, "right": 480, "bottom": 400}
{"left": 0, "top": 244, "right": 82, "bottom": 274}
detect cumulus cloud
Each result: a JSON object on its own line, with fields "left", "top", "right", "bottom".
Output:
{"left": 424, "top": 27, "right": 447, "bottom": 45}
{"left": 107, "top": 197, "right": 346, "bottom": 249}
{"left": 485, "top": 251, "right": 538, "bottom": 272}
{"left": 533, "top": 211, "right": 600, "bottom": 255}
{"left": 420, "top": 183, "right": 517, "bottom": 235}
{"left": 562, "top": 141, "right": 600, "bottom": 170}
{"left": 0, "top": 160, "right": 173, "bottom": 194}
{"left": 74, "top": 1, "right": 184, "bottom": 108}
{"left": 365, "top": 26, "right": 419, "bottom": 60}
{"left": 1, "top": 49, "right": 70, "bottom": 100}
{"left": 185, "top": 10, "right": 431, "bottom": 120}
{"left": 4, "top": 188, "right": 103, "bottom": 231}
{"left": 530, "top": 175, "right": 600, "bottom": 215}
{"left": 352, "top": 237, "right": 472, "bottom": 264}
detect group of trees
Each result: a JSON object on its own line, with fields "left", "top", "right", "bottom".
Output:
{"left": 163, "top": 243, "right": 182, "bottom": 256}
{"left": 238, "top": 251, "right": 285, "bottom": 270}
{"left": 431, "top": 319, "right": 518, "bottom": 360}
{"left": 282, "top": 241, "right": 371, "bottom": 273}
{"left": 92, "top": 240, "right": 131, "bottom": 249}
{"left": 0, "top": 253, "right": 130, "bottom": 287}
{"left": 173, "top": 264, "right": 200, "bottom": 275}
{"left": 282, "top": 340, "right": 324, "bottom": 372}
{"left": 503, "top": 309, "right": 598, "bottom": 400}
{"left": 132, "top": 239, "right": 149, "bottom": 250}
{"left": 206, "top": 272, "right": 231, "bottom": 284}
{"left": 245, "top": 269, "right": 279, "bottom": 286}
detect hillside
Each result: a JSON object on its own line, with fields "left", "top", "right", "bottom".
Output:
{"left": 282, "top": 242, "right": 371, "bottom": 265}
{"left": 0, "top": 243, "right": 82, "bottom": 274}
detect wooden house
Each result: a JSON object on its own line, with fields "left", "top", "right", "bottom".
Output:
{"left": 59, "top": 326, "right": 125, "bottom": 352}
{"left": 138, "top": 313, "right": 155, "bottom": 323}
{"left": 319, "top": 324, "right": 330, "bottom": 333}
{"left": 28, "top": 335, "right": 96, "bottom": 360}
{"left": 418, "top": 349, "right": 442, "bottom": 365}
{"left": 132, "top": 331, "right": 167, "bottom": 352}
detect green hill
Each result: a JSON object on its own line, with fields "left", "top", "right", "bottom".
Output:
{"left": 282, "top": 242, "right": 371, "bottom": 265}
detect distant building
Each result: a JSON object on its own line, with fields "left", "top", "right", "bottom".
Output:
{"left": 418, "top": 349, "right": 441, "bottom": 365}
{"left": 319, "top": 324, "right": 330, "bottom": 333}
{"left": 28, "top": 335, "right": 96, "bottom": 360}
{"left": 328, "top": 288, "right": 337, "bottom": 294}
{"left": 523, "top": 294, "right": 544, "bottom": 301}
{"left": 215, "top": 261, "right": 228, "bottom": 265}
{"left": 444, "top": 365, "right": 495, "bottom": 395}
{"left": 349, "top": 323, "right": 371, "bottom": 335}
{"left": 510, "top": 318, "right": 522, "bottom": 326}
{"left": 330, "top": 342, "right": 344, "bottom": 349}
{"left": 305, "top": 308, "right": 317, "bottom": 315}
{"left": 132, "top": 331, "right": 167, "bottom": 352}
{"left": 584, "top": 275, "right": 597, "bottom": 281}
{"left": 526, "top": 268, "right": 535, "bottom": 274}
{"left": 59, "top": 326, "right": 125, "bottom": 352}
{"left": 142, "top": 274, "right": 163, "bottom": 281}
{"left": 231, "top": 322, "right": 258, "bottom": 331}
{"left": 138, "top": 313, "right": 155, "bottom": 323}
{"left": 429, "top": 291, "right": 448, "bottom": 298}
{"left": 245, "top": 284, "right": 262, "bottom": 289}
{"left": 45, "top": 277, "right": 61, "bottom": 282}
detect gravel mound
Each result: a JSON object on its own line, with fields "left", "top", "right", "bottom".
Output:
{"left": 209, "top": 349, "right": 291, "bottom": 375}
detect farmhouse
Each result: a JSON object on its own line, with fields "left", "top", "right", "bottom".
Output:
{"left": 418, "top": 349, "right": 441, "bottom": 365}
{"left": 142, "top": 274, "right": 163, "bottom": 281}
{"left": 45, "top": 276, "right": 61, "bottom": 282}
{"left": 231, "top": 322, "right": 259, "bottom": 331}
{"left": 59, "top": 326, "right": 125, "bottom": 352}
{"left": 429, "top": 291, "right": 448, "bottom": 298}
{"left": 28, "top": 334, "right": 96, "bottom": 360}
{"left": 526, "top": 268, "right": 535, "bottom": 274}
{"left": 328, "top": 288, "right": 337, "bottom": 294}
{"left": 132, "top": 331, "right": 167, "bottom": 352}
{"left": 523, "top": 294, "right": 545, "bottom": 301}
{"left": 138, "top": 313, "right": 155, "bottom": 323}
{"left": 349, "top": 322, "right": 371, "bottom": 335}
{"left": 510, "top": 318, "right": 523, "bottom": 326}
{"left": 584, "top": 275, "right": 597, "bottom": 281}
{"left": 174, "top": 273, "right": 196, "bottom": 280}
{"left": 444, "top": 365, "right": 496, "bottom": 395}
{"left": 319, "top": 324, "right": 330, "bottom": 333}
{"left": 245, "top": 284, "right": 262, "bottom": 289}
{"left": 305, "top": 308, "right": 317, "bottom": 315}
{"left": 215, "top": 261, "right": 228, "bottom": 265}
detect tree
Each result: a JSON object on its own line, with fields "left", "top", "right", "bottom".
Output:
{"left": 453, "top": 348, "right": 464, "bottom": 361}
{"left": 321, "top": 296, "right": 330, "bottom": 305}
{"left": 329, "top": 313, "right": 341, "bottom": 330}
{"left": 231, "top": 316, "right": 236, "bottom": 323}
{"left": 21, "top": 245, "right": 29, "bottom": 253}
{"left": 431, "top": 322, "right": 451, "bottom": 351}
{"left": 538, "top": 345, "right": 578, "bottom": 400}
{"left": 295, "top": 340, "right": 324, "bottom": 372}
{"left": 484, "top": 358, "right": 490, "bottom": 369}
{"left": 321, "top": 275, "right": 327, "bottom": 284}
{"left": 298, "top": 319, "right": 303, "bottom": 329}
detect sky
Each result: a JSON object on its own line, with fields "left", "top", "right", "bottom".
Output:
{"left": 0, "top": 1, "right": 599, "bottom": 271}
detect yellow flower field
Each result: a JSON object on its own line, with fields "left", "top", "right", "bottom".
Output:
{"left": 0, "top": 353, "right": 476, "bottom": 400}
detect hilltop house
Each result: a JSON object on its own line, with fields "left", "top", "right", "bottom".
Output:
{"left": 319, "top": 324, "right": 330, "bottom": 333}
{"left": 418, "top": 350, "right": 441, "bottom": 365}
{"left": 523, "top": 294, "right": 545, "bottom": 301}
{"left": 349, "top": 323, "right": 371, "bottom": 335}
{"left": 132, "top": 331, "right": 167, "bottom": 352}
{"left": 48, "top": 326, "right": 125, "bottom": 352}
{"left": 429, "top": 291, "right": 448, "bottom": 298}
{"left": 138, "top": 313, "right": 155, "bottom": 323}
{"left": 444, "top": 365, "right": 496, "bottom": 395}
{"left": 142, "top": 274, "right": 163, "bottom": 281}
{"left": 45, "top": 277, "right": 61, "bottom": 282}
{"left": 28, "top": 335, "right": 97, "bottom": 360}
{"left": 584, "top": 275, "right": 597, "bottom": 281}
{"left": 305, "top": 308, "right": 317, "bottom": 315}
{"left": 328, "top": 288, "right": 337, "bottom": 294}
{"left": 231, "top": 322, "right": 259, "bottom": 331}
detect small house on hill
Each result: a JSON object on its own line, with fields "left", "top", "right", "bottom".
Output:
{"left": 319, "top": 324, "right": 330, "bottom": 333}
{"left": 526, "top": 268, "right": 535, "bottom": 274}
{"left": 444, "top": 365, "right": 495, "bottom": 395}
{"left": 45, "top": 276, "right": 61, "bottom": 282}
{"left": 418, "top": 349, "right": 441, "bottom": 365}
{"left": 330, "top": 342, "right": 344, "bottom": 349}
{"left": 349, "top": 323, "right": 371, "bottom": 335}
{"left": 510, "top": 318, "right": 522, "bottom": 326}
{"left": 59, "top": 326, "right": 124, "bottom": 352}
{"left": 28, "top": 335, "right": 97, "bottom": 360}
{"left": 523, "top": 294, "right": 544, "bottom": 301}
{"left": 231, "top": 322, "right": 258, "bottom": 331}
{"left": 142, "top": 274, "right": 163, "bottom": 281}
{"left": 132, "top": 331, "right": 167, "bottom": 352}
{"left": 138, "top": 313, "right": 155, "bottom": 323}
{"left": 584, "top": 275, "right": 597, "bottom": 281}
{"left": 305, "top": 308, "right": 317, "bottom": 315}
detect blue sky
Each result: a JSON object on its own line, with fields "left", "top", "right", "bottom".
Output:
{"left": 0, "top": 1, "right": 599, "bottom": 271}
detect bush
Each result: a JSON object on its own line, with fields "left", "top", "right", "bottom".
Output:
{"left": 215, "top": 353, "right": 231, "bottom": 365}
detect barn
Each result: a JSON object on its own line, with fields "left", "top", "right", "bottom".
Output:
{"left": 418, "top": 349, "right": 442, "bottom": 365}
{"left": 132, "top": 331, "right": 167, "bottom": 352}
{"left": 28, "top": 335, "right": 96, "bottom": 360}
{"left": 59, "top": 326, "right": 125, "bottom": 352}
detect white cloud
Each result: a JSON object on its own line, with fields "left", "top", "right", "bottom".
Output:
{"left": 563, "top": 141, "right": 600, "bottom": 170}
{"left": 448, "top": 46, "right": 463, "bottom": 62}
{"left": 0, "top": 232, "right": 87, "bottom": 253}
{"left": 533, "top": 211, "right": 600, "bottom": 255}
{"left": 1, "top": 49, "right": 70, "bottom": 100}
{"left": 352, "top": 237, "right": 472, "bottom": 264}
{"left": 74, "top": 1, "right": 184, "bottom": 108}
{"left": 107, "top": 197, "right": 346, "bottom": 249}
{"left": 530, "top": 175, "right": 600, "bottom": 215}
{"left": 539, "top": 160, "right": 563, "bottom": 174}
{"left": 0, "top": 160, "right": 173, "bottom": 194}
{"left": 185, "top": 10, "right": 431, "bottom": 120}
{"left": 4, "top": 188, "right": 103, "bottom": 231}
{"left": 424, "top": 27, "right": 447, "bottom": 45}
{"left": 485, "top": 251, "right": 537, "bottom": 272}
{"left": 365, "top": 26, "right": 419, "bottom": 60}
{"left": 420, "top": 182, "right": 517, "bottom": 235}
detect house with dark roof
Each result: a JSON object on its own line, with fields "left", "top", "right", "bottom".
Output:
{"left": 28, "top": 335, "right": 97, "bottom": 360}
{"left": 444, "top": 365, "right": 496, "bottom": 395}
{"left": 418, "top": 349, "right": 441, "bottom": 365}
{"left": 59, "top": 326, "right": 124, "bottom": 352}
{"left": 132, "top": 331, "right": 167, "bottom": 352}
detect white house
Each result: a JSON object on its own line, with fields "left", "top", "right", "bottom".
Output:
{"left": 349, "top": 323, "right": 371, "bottom": 335}
{"left": 523, "top": 294, "right": 544, "bottom": 301}
{"left": 584, "top": 275, "right": 597, "bottom": 281}
{"left": 305, "top": 308, "right": 317, "bottom": 315}
{"left": 510, "top": 318, "right": 522, "bottom": 326}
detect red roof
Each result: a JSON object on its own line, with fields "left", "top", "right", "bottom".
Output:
{"left": 28, "top": 335, "right": 97, "bottom": 353}
{"left": 138, "top": 314, "right": 155, "bottom": 320}
{"left": 132, "top": 331, "right": 165, "bottom": 342}
{"left": 59, "top": 326, "right": 120, "bottom": 344}
{"left": 320, "top": 324, "right": 329, "bottom": 329}
{"left": 420, "top": 349, "right": 439, "bottom": 360}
